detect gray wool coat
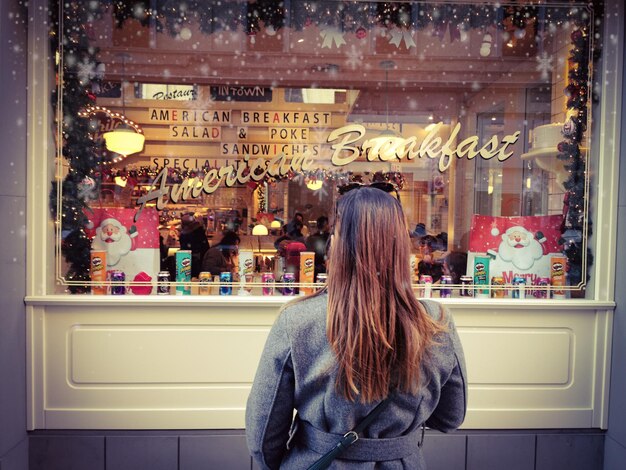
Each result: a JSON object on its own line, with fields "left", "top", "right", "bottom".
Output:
{"left": 245, "top": 293, "right": 467, "bottom": 470}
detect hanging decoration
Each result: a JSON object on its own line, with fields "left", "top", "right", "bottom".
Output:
{"left": 388, "top": 28, "right": 416, "bottom": 49}
{"left": 503, "top": 4, "right": 538, "bottom": 37}
{"left": 432, "top": 21, "right": 452, "bottom": 41}
{"left": 90, "top": 1, "right": 589, "bottom": 41}
{"left": 319, "top": 26, "right": 346, "bottom": 48}
{"left": 77, "top": 176, "right": 99, "bottom": 202}
{"left": 479, "top": 32, "right": 493, "bottom": 57}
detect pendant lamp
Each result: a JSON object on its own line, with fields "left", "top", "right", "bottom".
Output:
{"left": 252, "top": 224, "right": 269, "bottom": 253}
{"left": 306, "top": 179, "right": 323, "bottom": 191}
{"left": 103, "top": 124, "right": 145, "bottom": 157}
{"left": 103, "top": 54, "right": 145, "bottom": 157}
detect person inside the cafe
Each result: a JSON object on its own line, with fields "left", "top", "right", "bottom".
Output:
{"left": 305, "top": 215, "right": 330, "bottom": 278}
{"left": 417, "top": 234, "right": 444, "bottom": 282}
{"left": 201, "top": 231, "right": 240, "bottom": 276}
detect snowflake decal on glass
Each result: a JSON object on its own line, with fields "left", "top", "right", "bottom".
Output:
{"left": 345, "top": 45, "right": 363, "bottom": 70}
{"left": 292, "top": 172, "right": 305, "bottom": 185}
{"left": 76, "top": 59, "right": 105, "bottom": 85}
{"left": 535, "top": 52, "right": 554, "bottom": 81}
{"left": 313, "top": 184, "right": 329, "bottom": 202}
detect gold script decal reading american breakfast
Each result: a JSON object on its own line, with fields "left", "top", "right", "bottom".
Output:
{"left": 327, "top": 123, "right": 520, "bottom": 171}
{"left": 134, "top": 122, "right": 520, "bottom": 220}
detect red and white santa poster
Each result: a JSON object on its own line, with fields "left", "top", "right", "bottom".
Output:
{"left": 85, "top": 207, "right": 160, "bottom": 291}
{"left": 468, "top": 214, "right": 564, "bottom": 284}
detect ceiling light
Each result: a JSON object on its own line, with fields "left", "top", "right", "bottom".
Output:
{"left": 306, "top": 179, "right": 323, "bottom": 191}
{"left": 102, "top": 53, "right": 145, "bottom": 158}
{"left": 104, "top": 124, "right": 145, "bottom": 157}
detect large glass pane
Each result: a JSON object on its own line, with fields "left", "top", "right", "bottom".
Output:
{"left": 50, "top": 1, "right": 596, "bottom": 299}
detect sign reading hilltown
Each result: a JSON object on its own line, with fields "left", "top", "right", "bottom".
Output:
{"left": 210, "top": 86, "right": 273, "bottom": 102}
{"left": 134, "top": 122, "right": 520, "bottom": 221}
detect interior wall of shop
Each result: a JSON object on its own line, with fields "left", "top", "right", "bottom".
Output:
{"left": 0, "top": 0, "right": 28, "bottom": 469}
{"left": 604, "top": 4, "right": 626, "bottom": 469}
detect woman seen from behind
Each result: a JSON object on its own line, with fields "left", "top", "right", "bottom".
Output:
{"left": 246, "top": 186, "right": 467, "bottom": 469}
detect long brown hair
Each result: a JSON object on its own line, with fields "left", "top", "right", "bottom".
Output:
{"left": 327, "top": 187, "right": 445, "bottom": 403}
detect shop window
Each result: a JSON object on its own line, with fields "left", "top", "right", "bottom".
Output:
{"left": 50, "top": 1, "right": 597, "bottom": 299}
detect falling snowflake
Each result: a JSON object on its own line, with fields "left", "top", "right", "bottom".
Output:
{"left": 536, "top": 52, "right": 554, "bottom": 81}
{"left": 344, "top": 45, "right": 363, "bottom": 70}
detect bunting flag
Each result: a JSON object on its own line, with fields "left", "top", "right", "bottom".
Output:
{"left": 319, "top": 26, "right": 346, "bottom": 48}
{"left": 388, "top": 28, "right": 416, "bottom": 48}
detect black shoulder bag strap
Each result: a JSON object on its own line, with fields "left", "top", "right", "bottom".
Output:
{"left": 306, "top": 397, "right": 391, "bottom": 470}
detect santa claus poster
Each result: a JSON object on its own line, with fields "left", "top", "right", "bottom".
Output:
{"left": 468, "top": 214, "right": 564, "bottom": 284}
{"left": 85, "top": 207, "right": 160, "bottom": 290}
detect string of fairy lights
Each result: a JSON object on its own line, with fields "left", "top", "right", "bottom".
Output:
{"left": 49, "top": 1, "right": 596, "bottom": 293}
{"left": 102, "top": 165, "right": 406, "bottom": 190}
{"left": 77, "top": 105, "right": 144, "bottom": 164}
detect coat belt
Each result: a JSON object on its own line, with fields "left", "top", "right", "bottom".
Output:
{"left": 296, "top": 420, "right": 422, "bottom": 461}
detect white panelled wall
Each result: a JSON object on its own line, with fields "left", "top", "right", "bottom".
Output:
{"left": 26, "top": 297, "right": 613, "bottom": 430}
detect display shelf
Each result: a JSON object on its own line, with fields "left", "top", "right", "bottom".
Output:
{"left": 24, "top": 294, "right": 615, "bottom": 310}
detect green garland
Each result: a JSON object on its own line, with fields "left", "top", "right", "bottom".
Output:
{"left": 557, "top": 19, "right": 594, "bottom": 288}
{"left": 50, "top": 2, "right": 110, "bottom": 292}
{"left": 96, "top": 1, "right": 578, "bottom": 36}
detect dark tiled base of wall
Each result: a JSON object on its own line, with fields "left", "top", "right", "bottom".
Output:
{"left": 0, "top": 438, "right": 28, "bottom": 470}
{"left": 28, "top": 429, "right": 604, "bottom": 470}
